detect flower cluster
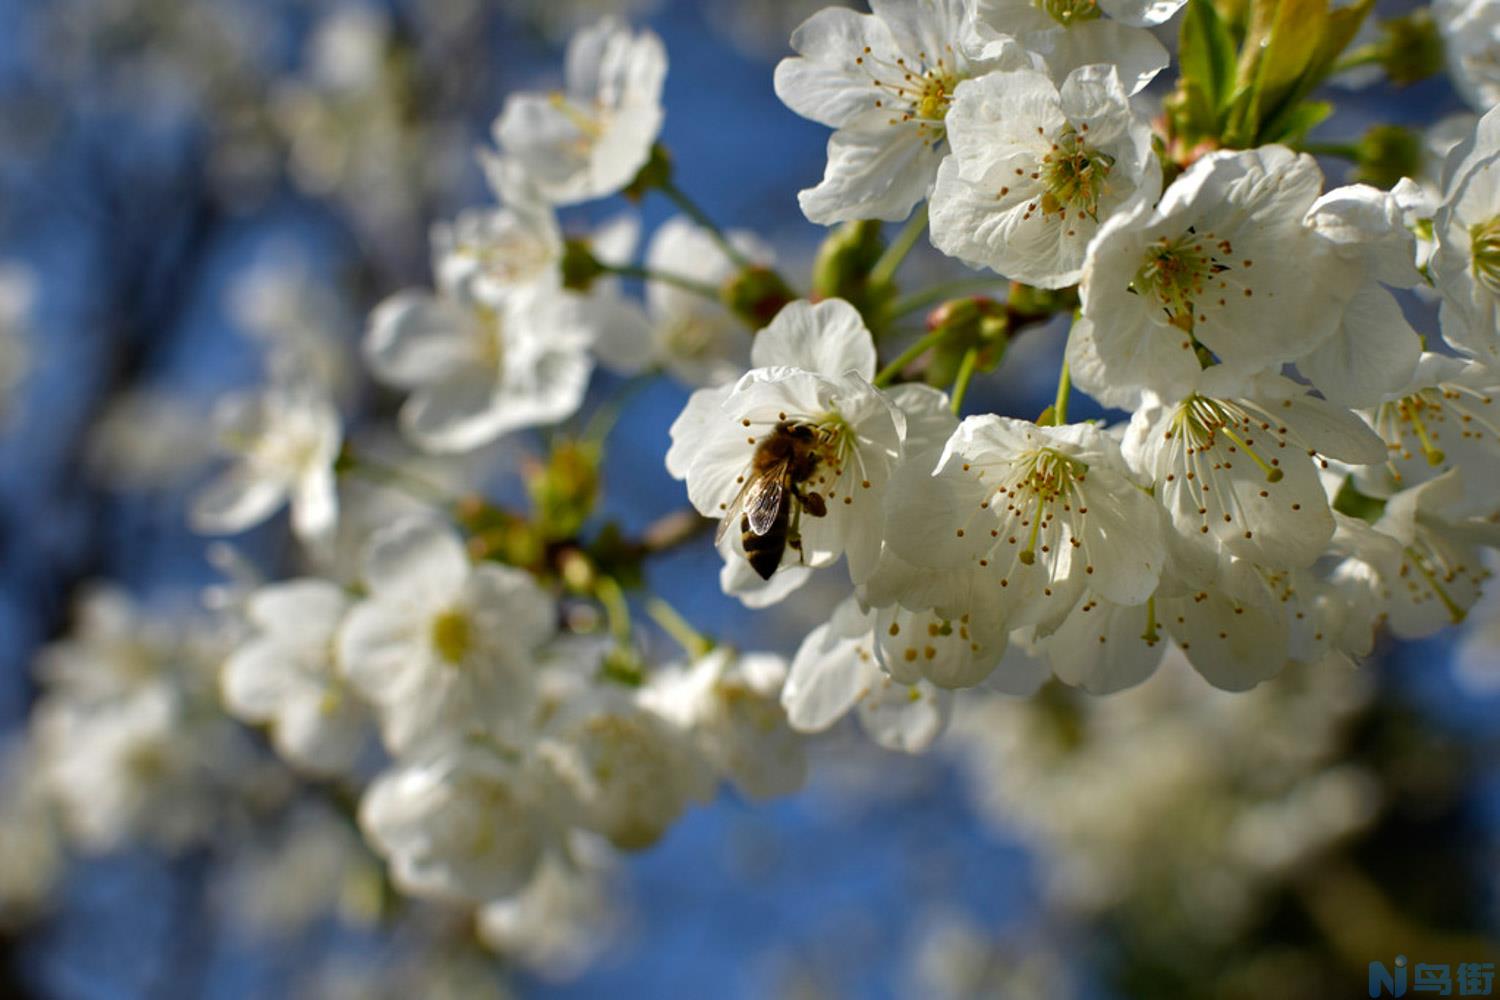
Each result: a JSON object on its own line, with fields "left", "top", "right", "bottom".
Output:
{"left": 9, "top": 0, "right": 1500, "bottom": 987}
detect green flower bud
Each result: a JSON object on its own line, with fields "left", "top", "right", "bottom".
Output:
{"left": 1354, "top": 124, "right": 1425, "bottom": 190}
{"left": 720, "top": 265, "right": 796, "bottom": 329}
{"left": 1379, "top": 11, "right": 1444, "bottom": 86}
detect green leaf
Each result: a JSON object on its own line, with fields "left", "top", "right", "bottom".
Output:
{"left": 1180, "top": 0, "right": 1237, "bottom": 114}
{"left": 1262, "top": 99, "right": 1332, "bottom": 144}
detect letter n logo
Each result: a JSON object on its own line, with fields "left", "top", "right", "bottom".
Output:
{"left": 1369, "top": 956, "right": 1408, "bottom": 997}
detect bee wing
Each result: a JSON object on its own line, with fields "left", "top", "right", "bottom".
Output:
{"left": 742, "top": 469, "right": 789, "bottom": 537}
{"left": 714, "top": 464, "right": 789, "bottom": 546}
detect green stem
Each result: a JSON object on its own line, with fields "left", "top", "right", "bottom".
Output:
{"left": 868, "top": 204, "right": 930, "bottom": 289}
{"left": 1332, "top": 45, "right": 1384, "bottom": 76}
{"left": 1298, "top": 141, "right": 1362, "bottom": 161}
{"left": 336, "top": 450, "right": 452, "bottom": 506}
{"left": 1052, "top": 357, "right": 1071, "bottom": 426}
{"left": 595, "top": 575, "right": 633, "bottom": 646}
{"left": 887, "top": 276, "right": 1007, "bottom": 320}
{"left": 873, "top": 326, "right": 949, "bottom": 387}
{"left": 659, "top": 180, "right": 754, "bottom": 269}
{"left": 602, "top": 262, "right": 721, "bottom": 301}
{"left": 646, "top": 597, "right": 713, "bottom": 659}
{"left": 950, "top": 347, "right": 980, "bottom": 415}
{"left": 584, "top": 370, "right": 660, "bottom": 446}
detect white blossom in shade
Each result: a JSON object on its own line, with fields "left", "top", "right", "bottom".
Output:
{"left": 641, "top": 648, "right": 807, "bottom": 800}
{"left": 592, "top": 217, "right": 774, "bottom": 387}
{"left": 493, "top": 18, "right": 666, "bottom": 205}
{"left": 1353, "top": 353, "right": 1500, "bottom": 518}
{"left": 359, "top": 744, "right": 552, "bottom": 903}
{"left": 230, "top": 256, "right": 361, "bottom": 406}
{"left": 0, "top": 739, "right": 61, "bottom": 929}
{"left": 964, "top": 0, "right": 1174, "bottom": 96}
{"left": 890, "top": 416, "right": 1166, "bottom": 637}
{"left": 666, "top": 299, "right": 905, "bottom": 597}
{"left": 782, "top": 596, "right": 954, "bottom": 752}
{"left": 856, "top": 383, "right": 1046, "bottom": 691}
{"left": 437, "top": 154, "right": 642, "bottom": 300}
{"left": 1333, "top": 472, "right": 1500, "bottom": 639}
{"left": 536, "top": 689, "right": 713, "bottom": 850}
{"left": 338, "top": 517, "right": 556, "bottom": 755}
{"left": 432, "top": 165, "right": 564, "bottom": 298}
{"left": 929, "top": 65, "right": 1159, "bottom": 289}
{"left": 32, "top": 682, "right": 216, "bottom": 852}
{"left": 35, "top": 586, "right": 176, "bottom": 705}
{"left": 191, "top": 385, "right": 342, "bottom": 543}
{"left": 1043, "top": 557, "right": 1338, "bottom": 694}
{"left": 772, "top": 0, "right": 1027, "bottom": 224}
{"left": 221, "top": 578, "right": 369, "bottom": 776}
{"left": 1435, "top": 0, "right": 1500, "bottom": 112}
{"left": 1072, "top": 147, "right": 1343, "bottom": 407}
{"left": 1433, "top": 106, "right": 1500, "bottom": 362}
{"left": 0, "top": 263, "right": 33, "bottom": 425}
{"left": 364, "top": 277, "right": 595, "bottom": 453}
{"left": 1453, "top": 552, "right": 1500, "bottom": 693}
{"left": 1295, "top": 185, "right": 1423, "bottom": 407}
{"left": 476, "top": 840, "right": 618, "bottom": 980}
{"left": 1123, "top": 375, "right": 1386, "bottom": 578}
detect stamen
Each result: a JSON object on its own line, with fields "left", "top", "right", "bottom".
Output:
{"left": 1470, "top": 216, "right": 1500, "bottom": 296}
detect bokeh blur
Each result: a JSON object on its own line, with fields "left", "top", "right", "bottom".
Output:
{"left": 0, "top": 0, "right": 1495, "bottom": 997}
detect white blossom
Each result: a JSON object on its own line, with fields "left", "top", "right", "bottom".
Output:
{"left": 191, "top": 385, "right": 342, "bottom": 543}
{"left": 964, "top": 0, "right": 1176, "bottom": 97}
{"left": 641, "top": 648, "right": 807, "bottom": 799}
{"left": 773, "top": 0, "right": 1026, "bottom": 224}
{"left": 1071, "top": 147, "right": 1344, "bottom": 409}
{"left": 1435, "top": 0, "right": 1500, "bottom": 112}
{"left": 592, "top": 217, "right": 774, "bottom": 386}
{"left": 364, "top": 277, "right": 595, "bottom": 453}
{"left": 360, "top": 744, "right": 553, "bottom": 903}
{"left": 666, "top": 299, "right": 905, "bottom": 597}
{"left": 338, "top": 517, "right": 556, "bottom": 755}
{"left": 536, "top": 689, "right": 712, "bottom": 849}
{"left": 493, "top": 18, "right": 666, "bottom": 205}
{"left": 221, "top": 578, "right": 370, "bottom": 776}
{"left": 781, "top": 595, "right": 954, "bottom": 752}
{"left": 929, "top": 64, "right": 1160, "bottom": 288}
{"left": 1433, "top": 105, "right": 1500, "bottom": 362}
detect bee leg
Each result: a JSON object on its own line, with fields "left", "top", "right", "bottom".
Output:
{"left": 788, "top": 502, "right": 806, "bottom": 566}
{"left": 801, "top": 490, "right": 827, "bottom": 518}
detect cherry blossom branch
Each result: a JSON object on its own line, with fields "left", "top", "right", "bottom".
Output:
{"left": 950, "top": 346, "right": 980, "bottom": 414}
{"left": 887, "top": 276, "right": 1008, "bottom": 320}
{"left": 334, "top": 448, "right": 454, "bottom": 506}
{"left": 868, "top": 204, "right": 930, "bottom": 289}
{"left": 646, "top": 597, "right": 713, "bottom": 658}
{"left": 657, "top": 179, "right": 755, "bottom": 270}
{"left": 873, "top": 326, "right": 949, "bottom": 387}
{"left": 601, "top": 262, "right": 721, "bottom": 301}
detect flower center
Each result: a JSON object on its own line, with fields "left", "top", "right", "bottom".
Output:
{"left": 475, "top": 304, "right": 505, "bottom": 371}
{"left": 1011, "top": 448, "right": 1089, "bottom": 565}
{"left": 1040, "top": 127, "right": 1114, "bottom": 219}
{"left": 1038, "top": 0, "right": 1102, "bottom": 25}
{"left": 547, "top": 92, "right": 605, "bottom": 141}
{"left": 854, "top": 44, "right": 962, "bottom": 142}
{"left": 1132, "top": 230, "right": 1234, "bottom": 333}
{"left": 1176, "top": 396, "right": 1284, "bottom": 483}
{"left": 1470, "top": 216, "right": 1500, "bottom": 296}
{"left": 431, "top": 609, "right": 473, "bottom": 665}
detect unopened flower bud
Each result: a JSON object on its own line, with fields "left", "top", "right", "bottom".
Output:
{"left": 559, "top": 239, "right": 607, "bottom": 292}
{"left": 1378, "top": 11, "right": 1444, "bottom": 86}
{"left": 1354, "top": 125, "right": 1424, "bottom": 189}
{"left": 721, "top": 265, "right": 796, "bottom": 328}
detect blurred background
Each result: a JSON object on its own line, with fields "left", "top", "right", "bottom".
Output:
{"left": 0, "top": 0, "right": 1494, "bottom": 997}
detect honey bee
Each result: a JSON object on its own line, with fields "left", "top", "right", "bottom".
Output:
{"left": 715, "top": 420, "right": 830, "bottom": 580}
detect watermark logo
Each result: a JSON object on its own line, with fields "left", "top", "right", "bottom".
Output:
{"left": 1369, "top": 955, "right": 1496, "bottom": 997}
